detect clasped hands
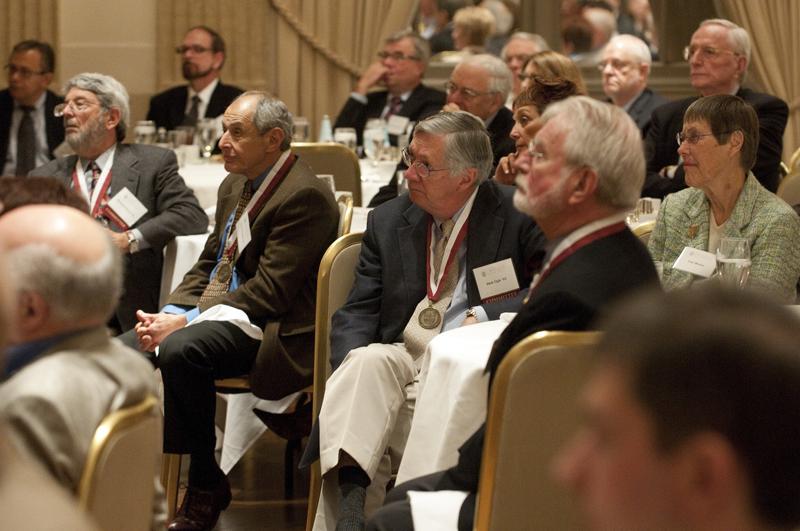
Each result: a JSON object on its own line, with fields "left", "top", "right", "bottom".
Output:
{"left": 134, "top": 310, "right": 187, "bottom": 352}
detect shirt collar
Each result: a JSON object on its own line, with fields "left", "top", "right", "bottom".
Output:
{"left": 541, "top": 212, "right": 629, "bottom": 270}
{"left": 15, "top": 91, "right": 46, "bottom": 111}
{"left": 4, "top": 330, "right": 83, "bottom": 379}
{"left": 80, "top": 144, "right": 116, "bottom": 172}
{"left": 189, "top": 78, "right": 219, "bottom": 104}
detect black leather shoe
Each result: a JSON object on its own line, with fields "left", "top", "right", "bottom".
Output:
{"left": 168, "top": 476, "right": 232, "bottom": 531}
{"left": 253, "top": 394, "right": 312, "bottom": 440}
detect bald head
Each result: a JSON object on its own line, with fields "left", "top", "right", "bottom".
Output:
{"left": 0, "top": 205, "right": 121, "bottom": 342}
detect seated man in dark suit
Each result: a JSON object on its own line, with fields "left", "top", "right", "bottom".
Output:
{"left": 132, "top": 92, "right": 339, "bottom": 531}
{"left": 147, "top": 26, "right": 243, "bottom": 131}
{"left": 643, "top": 18, "right": 788, "bottom": 198}
{"left": 0, "top": 40, "right": 63, "bottom": 176}
{"left": 367, "top": 96, "right": 658, "bottom": 531}
{"left": 334, "top": 29, "right": 445, "bottom": 147}
{"left": 31, "top": 72, "right": 208, "bottom": 333}
{"left": 555, "top": 287, "right": 800, "bottom": 531}
{"left": 303, "top": 111, "right": 544, "bottom": 530}
{"left": 600, "top": 34, "right": 667, "bottom": 137}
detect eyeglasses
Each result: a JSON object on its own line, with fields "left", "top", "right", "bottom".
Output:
{"left": 676, "top": 130, "right": 735, "bottom": 146}
{"left": 444, "top": 81, "right": 493, "bottom": 100}
{"left": 377, "top": 51, "right": 420, "bottom": 62}
{"left": 54, "top": 99, "right": 101, "bottom": 117}
{"left": 401, "top": 147, "right": 448, "bottom": 178}
{"left": 597, "top": 59, "right": 634, "bottom": 72}
{"left": 4, "top": 64, "right": 48, "bottom": 78}
{"left": 175, "top": 45, "right": 213, "bottom": 55}
{"left": 683, "top": 45, "right": 739, "bottom": 61}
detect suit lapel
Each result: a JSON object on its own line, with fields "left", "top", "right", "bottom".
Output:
{"left": 171, "top": 89, "right": 188, "bottom": 128}
{"left": 108, "top": 145, "right": 140, "bottom": 197}
{"left": 683, "top": 191, "right": 710, "bottom": 250}
{"left": 0, "top": 92, "right": 12, "bottom": 165}
{"left": 466, "top": 183, "right": 504, "bottom": 302}
{"left": 398, "top": 203, "right": 429, "bottom": 307}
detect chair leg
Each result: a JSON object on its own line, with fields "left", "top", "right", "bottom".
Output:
{"left": 284, "top": 438, "right": 302, "bottom": 499}
{"left": 161, "top": 453, "right": 182, "bottom": 521}
{"left": 305, "top": 462, "right": 322, "bottom": 531}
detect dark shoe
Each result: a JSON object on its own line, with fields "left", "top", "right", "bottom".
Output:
{"left": 253, "top": 394, "right": 312, "bottom": 440}
{"left": 168, "top": 476, "right": 232, "bottom": 531}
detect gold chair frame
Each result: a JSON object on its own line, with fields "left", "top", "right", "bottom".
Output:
{"left": 632, "top": 219, "right": 656, "bottom": 244}
{"left": 292, "top": 142, "right": 362, "bottom": 206}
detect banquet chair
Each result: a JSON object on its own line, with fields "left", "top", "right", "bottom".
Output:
{"left": 337, "top": 193, "right": 354, "bottom": 237}
{"left": 778, "top": 169, "right": 800, "bottom": 208}
{"left": 632, "top": 219, "right": 656, "bottom": 245}
{"left": 79, "top": 395, "right": 161, "bottom": 531}
{"left": 474, "top": 330, "right": 601, "bottom": 531}
{"left": 292, "top": 142, "right": 362, "bottom": 206}
{"left": 305, "top": 232, "right": 363, "bottom": 531}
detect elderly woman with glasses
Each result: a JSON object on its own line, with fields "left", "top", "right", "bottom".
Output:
{"left": 648, "top": 94, "right": 800, "bottom": 301}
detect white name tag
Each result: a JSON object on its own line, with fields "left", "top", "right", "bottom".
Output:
{"left": 106, "top": 187, "right": 147, "bottom": 226}
{"left": 672, "top": 246, "right": 716, "bottom": 278}
{"left": 473, "top": 258, "right": 520, "bottom": 301}
{"left": 235, "top": 215, "right": 252, "bottom": 253}
{"left": 387, "top": 115, "right": 410, "bottom": 136}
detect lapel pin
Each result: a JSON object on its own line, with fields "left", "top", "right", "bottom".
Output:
{"left": 688, "top": 225, "right": 698, "bottom": 238}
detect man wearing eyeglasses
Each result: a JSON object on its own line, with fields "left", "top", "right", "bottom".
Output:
{"left": 146, "top": 26, "right": 243, "bottom": 131}
{"left": 643, "top": 18, "right": 788, "bottom": 198}
{"left": 302, "top": 111, "right": 543, "bottom": 530}
{"left": 600, "top": 34, "right": 666, "bottom": 136}
{"left": 0, "top": 40, "right": 64, "bottom": 177}
{"left": 30, "top": 73, "right": 208, "bottom": 333}
{"left": 334, "top": 29, "right": 445, "bottom": 147}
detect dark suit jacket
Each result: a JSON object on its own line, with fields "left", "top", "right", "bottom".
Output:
{"left": 643, "top": 87, "right": 788, "bottom": 198}
{"left": 167, "top": 157, "right": 339, "bottom": 399}
{"left": 0, "top": 89, "right": 64, "bottom": 172}
{"left": 146, "top": 81, "right": 244, "bottom": 131}
{"left": 438, "top": 227, "right": 659, "bottom": 502}
{"left": 331, "top": 179, "right": 544, "bottom": 369}
{"left": 333, "top": 84, "right": 445, "bottom": 146}
{"left": 30, "top": 144, "right": 208, "bottom": 331}
{"left": 626, "top": 87, "right": 668, "bottom": 137}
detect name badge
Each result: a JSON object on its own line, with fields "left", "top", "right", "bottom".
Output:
{"left": 235, "top": 214, "right": 252, "bottom": 253}
{"left": 473, "top": 258, "right": 520, "bottom": 301}
{"left": 387, "top": 115, "right": 410, "bottom": 136}
{"left": 672, "top": 246, "right": 716, "bottom": 278}
{"left": 106, "top": 187, "right": 147, "bottom": 226}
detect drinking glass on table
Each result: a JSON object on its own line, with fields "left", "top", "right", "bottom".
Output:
{"left": 134, "top": 120, "right": 156, "bottom": 144}
{"left": 716, "top": 237, "right": 751, "bottom": 289}
{"left": 292, "top": 116, "right": 310, "bottom": 142}
{"left": 333, "top": 127, "right": 357, "bottom": 152}
{"left": 363, "top": 119, "right": 387, "bottom": 164}
{"left": 196, "top": 118, "right": 217, "bottom": 161}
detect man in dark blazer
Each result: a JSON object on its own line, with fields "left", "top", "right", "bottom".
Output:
{"left": 601, "top": 34, "right": 667, "bottom": 136}
{"left": 0, "top": 40, "right": 63, "bottom": 176}
{"left": 367, "top": 53, "right": 515, "bottom": 207}
{"left": 304, "top": 111, "right": 543, "bottom": 530}
{"left": 146, "top": 26, "right": 243, "bottom": 131}
{"left": 367, "top": 97, "right": 658, "bottom": 531}
{"left": 30, "top": 73, "right": 208, "bottom": 333}
{"left": 643, "top": 19, "right": 788, "bottom": 198}
{"left": 334, "top": 29, "right": 445, "bottom": 147}
{"left": 133, "top": 92, "right": 338, "bottom": 531}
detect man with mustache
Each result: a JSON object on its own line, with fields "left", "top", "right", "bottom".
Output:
{"left": 30, "top": 73, "right": 208, "bottom": 333}
{"left": 147, "top": 26, "right": 243, "bottom": 131}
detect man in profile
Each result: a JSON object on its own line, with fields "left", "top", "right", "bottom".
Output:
{"left": 334, "top": 29, "right": 445, "bottom": 147}
{"left": 0, "top": 40, "right": 63, "bottom": 176}
{"left": 147, "top": 26, "right": 244, "bottom": 131}
{"left": 555, "top": 287, "right": 800, "bottom": 531}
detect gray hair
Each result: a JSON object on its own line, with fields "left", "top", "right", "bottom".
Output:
{"left": 605, "top": 34, "right": 651, "bottom": 65}
{"left": 699, "top": 18, "right": 751, "bottom": 79}
{"left": 6, "top": 237, "right": 121, "bottom": 324}
{"left": 414, "top": 111, "right": 493, "bottom": 183}
{"left": 502, "top": 32, "right": 550, "bottom": 58}
{"left": 386, "top": 29, "right": 431, "bottom": 65}
{"left": 459, "top": 53, "right": 513, "bottom": 99}
{"left": 236, "top": 91, "right": 293, "bottom": 151}
{"left": 63, "top": 73, "right": 130, "bottom": 142}
{"left": 540, "top": 96, "right": 643, "bottom": 209}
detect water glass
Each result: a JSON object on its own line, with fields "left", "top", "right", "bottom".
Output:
{"left": 363, "top": 119, "right": 387, "bottom": 163}
{"left": 134, "top": 120, "right": 156, "bottom": 144}
{"left": 333, "top": 127, "right": 357, "bottom": 152}
{"left": 716, "top": 237, "right": 751, "bottom": 289}
{"left": 196, "top": 118, "right": 217, "bottom": 160}
{"left": 293, "top": 117, "right": 310, "bottom": 142}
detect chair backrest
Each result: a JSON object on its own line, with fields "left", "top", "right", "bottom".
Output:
{"left": 778, "top": 170, "right": 800, "bottom": 208}
{"left": 337, "top": 193, "right": 354, "bottom": 237}
{"left": 78, "top": 395, "right": 161, "bottom": 531}
{"left": 474, "top": 331, "right": 601, "bottom": 531}
{"left": 632, "top": 219, "right": 656, "bottom": 245}
{"left": 292, "top": 142, "right": 362, "bottom": 206}
{"left": 306, "top": 232, "right": 363, "bottom": 529}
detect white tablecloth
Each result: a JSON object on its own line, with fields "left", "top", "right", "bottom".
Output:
{"left": 359, "top": 160, "right": 397, "bottom": 207}
{"left": 396, "top": 319, "right": 509, "bottom": 484}
{"left": 178, "top": 162, "right": 227, "bottom": 210}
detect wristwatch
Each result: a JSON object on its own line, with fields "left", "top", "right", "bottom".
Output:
{"left": 465, "top": 307, "right": 478, "bottom": 319}
{"left": 126, "top": 230, "right": 140, "bottom": 254}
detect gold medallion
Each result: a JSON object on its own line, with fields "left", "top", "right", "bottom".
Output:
{"left": 216, "top": 261, "right": 232, "bottom": 283}
{"left": 418, "top": 306, "right": 442, "bottom": 330}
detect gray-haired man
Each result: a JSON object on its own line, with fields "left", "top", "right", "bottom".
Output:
{"left": 304, "top": 110, "right": 543, "bottom": 529}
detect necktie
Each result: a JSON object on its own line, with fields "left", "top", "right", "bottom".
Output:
{"left": 198, "top": 184, "right": 253, "bottom": 306}
{"left": 15, "top": 106, "right": 36, "bottom": 176}
{"left": 86, "top": 161, "right": 101, "bottom": 196}
{"left": 403, "top": 219, "right": 458, "bottom": 359}
{"left": 183, "top": 95, "right": 201, "bottom": 127}
{"left": 387, "top": 96, "right": 403, "bottom": 118}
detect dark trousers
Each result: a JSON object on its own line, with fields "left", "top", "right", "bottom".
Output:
{"left": 366, "top": 471, "right": 475, "bottom": 531}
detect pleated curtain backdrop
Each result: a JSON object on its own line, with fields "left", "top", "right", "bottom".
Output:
{"left": 155, "top": 0, "right": 417, "bottom": 141}
{"left": 714, "top": 0, "right": 800, "bottom": 161}
{"left": 0, "top": 0, "right": 58, "bottom": 66}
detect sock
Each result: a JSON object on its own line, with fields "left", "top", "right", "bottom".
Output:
{"left": 336, "top": 466, "right": 370, "bottom": 531}
{"left": 188, "top": 450, "right": 225, "bottom": 490}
